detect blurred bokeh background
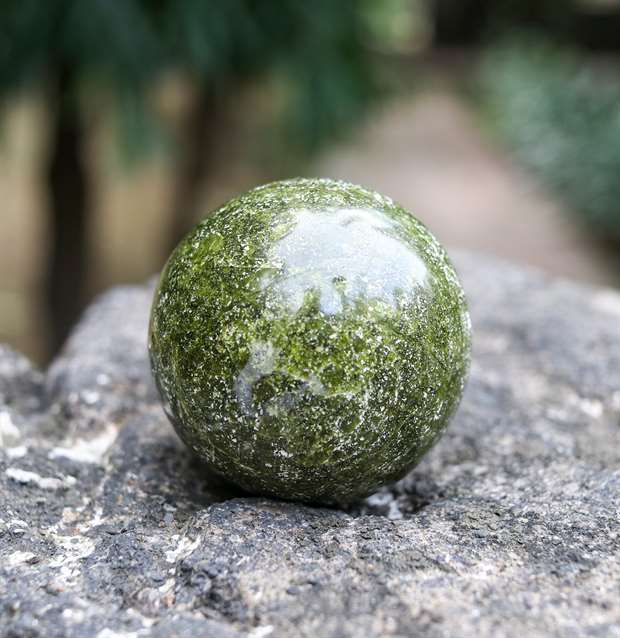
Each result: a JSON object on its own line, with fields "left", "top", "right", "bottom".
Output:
{"left": 1, "top": 0, "right": 620, "bottom": 365}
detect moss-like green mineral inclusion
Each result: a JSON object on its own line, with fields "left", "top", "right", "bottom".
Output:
{"left": 149, "top": 178, "right": 471, "bottom": 504}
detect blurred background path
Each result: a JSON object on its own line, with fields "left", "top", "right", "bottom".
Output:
{"left": 316, "top": 88, "right": 620, "bottom": 289}
{"left": 4, "top": 85, "right": 619, "bottom": 364}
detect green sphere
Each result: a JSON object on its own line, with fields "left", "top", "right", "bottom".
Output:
{"left": 149, "top": 178, "right": 471, "bottom": 504}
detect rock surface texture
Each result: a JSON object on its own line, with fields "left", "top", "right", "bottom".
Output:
{"left": 1, "top": 253, "right": 619, "bottom": 638}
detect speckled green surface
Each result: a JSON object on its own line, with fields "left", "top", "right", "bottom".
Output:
{"left": 149, "top": 178, "right": 471, "bottom": 504}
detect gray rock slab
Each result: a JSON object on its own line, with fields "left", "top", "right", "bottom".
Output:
{"left": 1, "top": 253, "right": 619, "bottom": 638}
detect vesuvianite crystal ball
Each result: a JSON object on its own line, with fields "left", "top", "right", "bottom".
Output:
{"left": 149, "top": 178, "right": 471, "bottom": 504}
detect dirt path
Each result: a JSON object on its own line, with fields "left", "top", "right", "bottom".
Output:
{"left": 314, "top": 89, "right": 620, "bottom": 289}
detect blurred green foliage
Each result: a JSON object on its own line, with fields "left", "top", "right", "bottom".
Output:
{"left": 0, "top": 0, "right": 382, "bottom": 157}
{"left": 0, "top": 0, "right": 390, "bottom": 354}
{"left": 480, "top": 36, "right": 620, "bottom": 239}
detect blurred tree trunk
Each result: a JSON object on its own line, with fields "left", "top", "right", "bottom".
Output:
{"left": 47, "top": 66, "right": 89, "bottom": 355}
{"left": 167, "top": 87, "right": 218, "bottom": 252}
{"left": 431, "top": 0, "right": 492, "bottom": 45}
{"left": 573, "top": 8, "right": 620, "bottom": 51}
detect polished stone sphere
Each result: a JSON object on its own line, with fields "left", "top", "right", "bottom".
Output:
{"left": 149, "top": 178, "right": 471, "bottom": 504}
